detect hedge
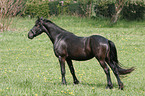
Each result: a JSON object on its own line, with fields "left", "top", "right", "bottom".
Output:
{"left": 94, "top": 1, "right": 115, "bottom": 18}
{"left": 122, "top": 1, "right": 145, "bottom": 20}
{"left": 48, "top": 1, "right": 60, "bottom": 16}
{"left": 24, "top": 0, "right": 144, "bottom": 20}
{"left": 48, "top": 1, "right": 91, "bottom": 16}
{"left": 24, "top": 1, "right": 49, "bottom": 18}
{"left": 94, "top": 0, "right": 145, "bottom": 20}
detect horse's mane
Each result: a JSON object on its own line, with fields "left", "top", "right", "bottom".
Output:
{"left": 43, "top": 19, "right": 70, "bottom": 34}
{"left": 35, "top": 18, "right": 53, "bottom": 25}
{"left": 43, "top": 19, "right": 53, "bottom": 24}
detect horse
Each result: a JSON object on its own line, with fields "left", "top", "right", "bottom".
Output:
{"left": 28, "top": 17, "right": 134, "bottom": 90}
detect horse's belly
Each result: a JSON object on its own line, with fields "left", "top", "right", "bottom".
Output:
{"left": 68, "top": 50, "right": 94, "bottom": 61}
{"left": 70, "top": 56, "right": 94, "bottom": 61}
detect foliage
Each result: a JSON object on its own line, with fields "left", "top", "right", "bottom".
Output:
{"left": 0, "top": 16, "right": 145, "bottom": 95}
{"left": 0, "top": 0, "right": 26, "bottom": 32}
{"left": 24, "top": 0, "right": 49, "bottom": 18}
{"left": 57, "top": 0, "right": 70, "bottom": 15}
{"left": 94, "top": 0, "right": 145, "bottom": 21}
{"left": 122, "top": 0, "right": 145, "bottom": 20}
{"left": 48, "top": 1, "right": 60, "bottom": 16}
{"left": 48, "top": 0, "right": 93, "bottom": 17}
{"left": 77, "top": 0, "right": 94, "bottom": 17}
{"left": 72, "top": 0, "right": 144, "bottom": 20}
{"left": 94, "top": 1, "right": 115, "bottom": 18}
{"left": 24, "top": 0, "right": 144, "bottom": 20}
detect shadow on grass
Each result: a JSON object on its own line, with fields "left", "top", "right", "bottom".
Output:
{"left": 81, "top": 82, "right": 105, "bottom": 87}
{"left": 46, "top": 81, "right": 118, "bottom": 89}
{"left": 15, "top": 79, "right": 118, "bottom": 90}
{"left": 82, "top": 82, "right": 118, "bottom": 88}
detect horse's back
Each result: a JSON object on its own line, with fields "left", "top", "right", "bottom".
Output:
{"left": 90, "top": 35, "right": 108, "bottom": 43}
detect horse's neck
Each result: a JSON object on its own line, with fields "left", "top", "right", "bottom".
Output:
{"left": 43, "top": 22, "right": 64, "bottom": 44}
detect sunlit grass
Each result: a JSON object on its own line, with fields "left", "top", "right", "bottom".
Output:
{"left": 0, "top": 16, "right": 145, "bottom": 95}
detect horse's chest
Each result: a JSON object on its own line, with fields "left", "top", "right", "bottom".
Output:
{"left": 54, "top": 40, "right": 67, "bottom": 57}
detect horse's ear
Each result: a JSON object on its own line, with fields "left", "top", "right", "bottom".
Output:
{"left": 39, "top": 17, "right": 44, "bottom": 24}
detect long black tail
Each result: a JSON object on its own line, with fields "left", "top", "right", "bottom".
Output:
{"left": 108, "top": 40, "right": 135, "bottom": 75}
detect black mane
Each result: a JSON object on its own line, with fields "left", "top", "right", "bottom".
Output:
{"left": 43, "top": 19, "right": 53, "bottom": 23}
{"left": 43, "top": 19, "right": 73, "bottom": 35}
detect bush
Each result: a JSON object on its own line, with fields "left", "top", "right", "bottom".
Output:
{"left": 122, "top": 1, "right": 145, "bottom": 20}
{"left": 48, "top": 1, "right": 60, "bottom": 16}
{"left": 24, "top": 0, "right": 144, "bottom": 21}
{"left": 94, "top": 1, "right": 115, "bottom": 18}
{"left": 24, "top": 0, "right": 49, "bottom": 18}
{"left": 94, "top": 0, "right": 145, "bottom": 20}
{"left": 0, "top": 0, "right": 26, "bottom": 32}
{"left": 68, "top": 2, "right": 87, "bottom": 16}
{"left": 68, "top": 2, "right": 80, "bottom": 14}
{"left": 24, "top": 0, "right": 93, "bottom": 17}
{"left": 48, "top": 1, "right": 88, "bottom": 16}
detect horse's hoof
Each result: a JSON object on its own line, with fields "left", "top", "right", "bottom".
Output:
{"left": 119, "top": 86, "right": 123, "bottom": 90}
{"left": 106, "top": 85, "right": 113, "bottom": 89}
{"left": 74, "top": 80, "right": 79, "bottom": 84}
{"left": 119, "top": 83, "right": 124, "bottom": 90}
{"left": 62, "top": 82, "right": 67, "bottom": 85}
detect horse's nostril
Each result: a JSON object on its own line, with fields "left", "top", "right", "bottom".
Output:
{"left": 28, "top": 35, "right": 34, "bottom": 39}
{"left": 28, "top": 31, "right": 34, "bottom": 39}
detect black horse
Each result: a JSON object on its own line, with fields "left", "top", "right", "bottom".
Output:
{"left": 28, "top": 17, "right": 134, "bottom": 90}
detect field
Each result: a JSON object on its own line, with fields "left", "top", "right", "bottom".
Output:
{"left": 0, "top": 16, "right": 145, "bottom": 96}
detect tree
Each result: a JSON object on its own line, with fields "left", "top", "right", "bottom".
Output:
{"left": 0, "top": 0, "right": 25, "bottom": 32}
{"left": 79, "top": 0, "right": 93, "bottom": 17}
{"left": 111, "top": 0, "right": 126, "bottom": 24}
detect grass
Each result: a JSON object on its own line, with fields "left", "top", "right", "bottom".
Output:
{"left": 0, "top": 16, "right": 145, "bottom": 96}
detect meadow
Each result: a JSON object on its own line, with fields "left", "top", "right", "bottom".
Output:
{"left": 0, "top": 16, "right": 145, "bottom": 96}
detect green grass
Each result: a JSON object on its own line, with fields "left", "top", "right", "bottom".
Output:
{"left": 0, "top": 16, "right": 145, "bottom": 96}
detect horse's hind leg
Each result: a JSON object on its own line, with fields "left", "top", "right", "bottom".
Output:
{"left": 106, "top": 60, "right": 123, "bottom": 90}
{"left": 97, "top": 58, "right": 113, "bottom": 89}
{"left": 66, "top": 58, "right": 79, "bottom": 84}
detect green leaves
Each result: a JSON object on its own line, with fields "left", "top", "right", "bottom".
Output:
{"left": 25, "top": 1, "right": 49, "bottom": 18}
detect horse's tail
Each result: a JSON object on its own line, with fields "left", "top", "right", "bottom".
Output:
{"left": 108, "top": 40, "right": 135, "bottom": 75}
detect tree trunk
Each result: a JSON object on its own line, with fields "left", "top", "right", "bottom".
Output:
{"left": 111, "top": 8, "right": 123, "bottom": 24}
{"left": 110, "top": 0, "right": 125, "bottom": 24}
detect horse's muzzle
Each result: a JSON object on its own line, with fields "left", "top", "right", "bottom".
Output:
{"left": 28, "top": 31, "right": 34, "bottom": 39}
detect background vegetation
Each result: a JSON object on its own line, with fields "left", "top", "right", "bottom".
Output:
{"left": 25, "top": 0, "right": 49, "bottom": 18}
{"left": 0, "top": 0, "right": 144, "bottom": 32}
{"left": 0, "top": 15, "right": 145, "bottom": 95}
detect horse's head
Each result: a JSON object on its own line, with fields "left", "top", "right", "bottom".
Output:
{"left": 28, "top": 17, "right": 45, "bottom": 39}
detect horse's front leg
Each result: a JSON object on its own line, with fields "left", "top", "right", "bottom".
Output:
{"left": 66, "top": 58, "right": 79, "bottom": 84}
{"left": 58, "top": 56, "right": 67, "bottom": 84}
